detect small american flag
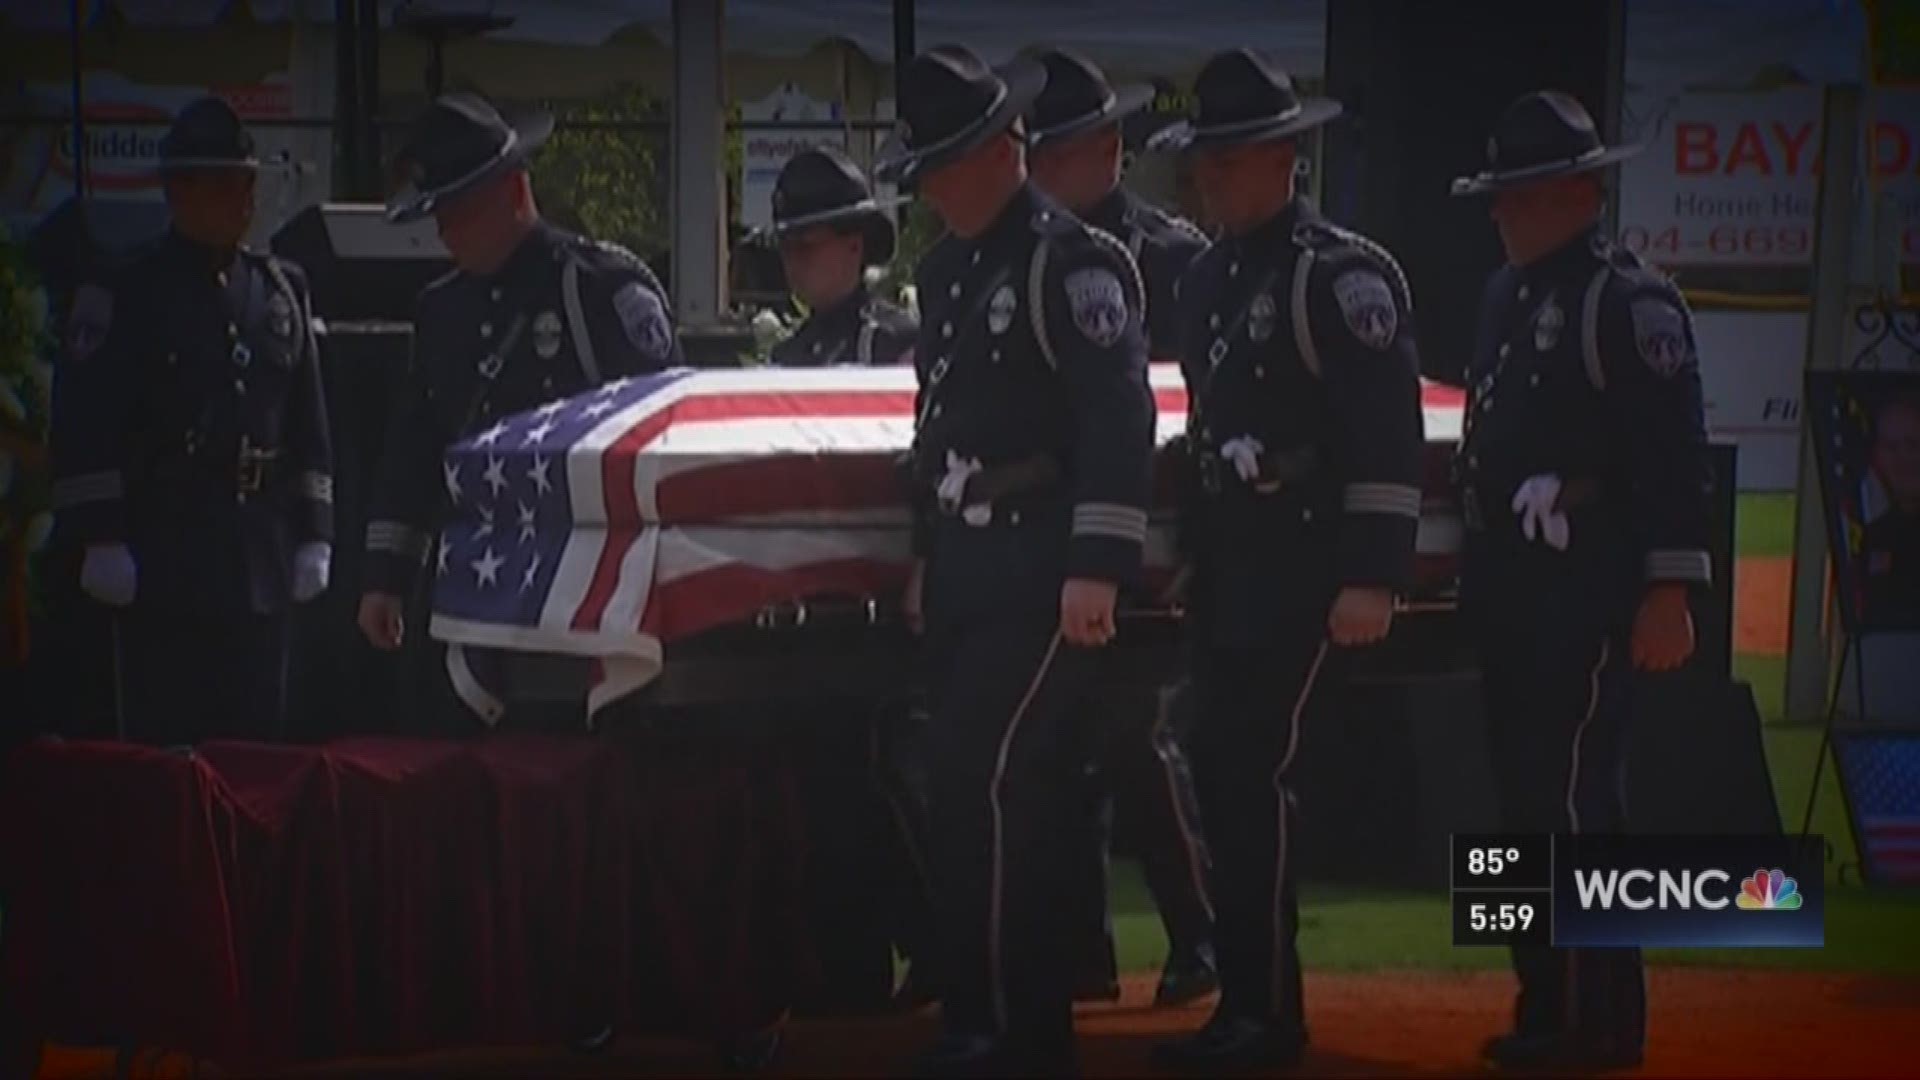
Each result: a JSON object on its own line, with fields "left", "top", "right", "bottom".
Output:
{"left": 1837, "top": 734, "right": 1920, "bottom": 886}
{"left": 429, "top": 364, "right": 1466, "bottom": 721}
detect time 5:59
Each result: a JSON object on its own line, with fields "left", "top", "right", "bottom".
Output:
{"left": 1468, "top": 902, "right": 1535, "bottom": 933}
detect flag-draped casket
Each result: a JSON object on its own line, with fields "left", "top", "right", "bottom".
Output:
{"left": 429, "top": 364, "right": 1466, "bottom": 716}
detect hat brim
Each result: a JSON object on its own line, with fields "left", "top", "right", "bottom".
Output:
{"left": 874, "top": 57, "right": 1047, "bottom": 184}
{"left": 385, "top": 110, "right": 556, "bottom": 224}
{"left": 1449, "top": 142, "right": 1641, "bottom": 197}
{"left": 1027, "top": 82, "right": 1156, "bottom": 149}
{"left": 751, "top": 197, "right": 907, "bottom": 265}
{"left": 1148, "top": 97, "right": 1343, "bottom": 154}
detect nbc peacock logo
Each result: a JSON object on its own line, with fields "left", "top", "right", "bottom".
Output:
{"left": 1735, "top": 868, "right": 1803, "bottom": 911}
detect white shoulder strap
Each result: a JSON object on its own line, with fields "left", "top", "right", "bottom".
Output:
{"left": 560, "top": 251, "right": 603, "bottom": 385}
{"left": 1028, "top": 236, "right": 1058, "bottom": 370}
{"left": 1580, "top": 264, "right": 1611, "bottom": 391}
{"left": 1290, "top": 246, "right": 1320, "bottom": 379}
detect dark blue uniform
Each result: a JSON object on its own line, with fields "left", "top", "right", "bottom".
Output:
{"left": 910, "top": 183, "right": 1155, "bottom": 1056}
{"left": 52, "top": 232, "right": 333, "bottom": 744}
{"left": 1072, "top": 184, "right": 1216, "bottom": 999}
{"left": 1456, "top": 229, "right": 1712, "bottom": 1059}
{"left": 770, "top": 287, "right": 917, "bottom": 368}
{"left": 365, "top": 224, "right": 680, "bottom": 726}
{"left": 1176, "top": 201, "right": 1424, "bottom": 1036}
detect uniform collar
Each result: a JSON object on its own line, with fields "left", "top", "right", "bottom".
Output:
{"left": 1086, "top": 186, "right": 1132, "bottom": 236}
{"left": 487, "top": 220, "right": 562, "bottom": 288}
{"left": 806, "top": 284, "right": 870, "bottom": 330}
{"left": 1223, "top": 197, "right": 1307, "bottom": 258}
{"left": 968, "top": 182, "right": 1043, "bottom": 261}
{"left": 164, "top": 228, "right": 240, "bottom": 277}
{"left": 1517, "top": 224, "right": 1603, "bottom": 284}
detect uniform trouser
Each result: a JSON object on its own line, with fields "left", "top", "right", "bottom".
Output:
{"left": 121, "top": 601, "right": 290, "bottom": 746}
{"left": 925, "top": 612, "right": 1094, "bottom": 1050}
{"left": 1187, "top": 625, "right": 1335, "bottom": 1031}
{"left": 1477, "top": 607, "right": 1645, "bottom": 1051}
{"left": 1071, "top": 678, "right": 1214, "bottom": 985}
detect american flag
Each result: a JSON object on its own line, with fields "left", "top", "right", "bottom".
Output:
{"left": 428, "top": 364, "right": 1466, "bottom": 720}
{"left": 1836, "top": 734, "right": 1920, "bottom": 886}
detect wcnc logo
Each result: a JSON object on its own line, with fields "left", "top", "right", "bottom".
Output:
{"left": 1552, "top": 836, "right": 1823, "bottom": 948}
{"left": 1571, "top": 866, "right": 1803, "bottom": 912}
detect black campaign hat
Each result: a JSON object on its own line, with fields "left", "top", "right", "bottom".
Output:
{"left": 874, "top": 45, "right": 1045, "bottom": 184}
{"left": 385, "top": 92, "right": 554, "bottom": 223}
{"left": 761, "top": 146, "right": 902, "bottom": 265}
{"left": 157, "top": 96, "right": 258, "bottom": 173}
{"left": 1150, "top": 48, "right": 1341, "bottom": 153}
{"left": 1025, "top": 48, "right": 1154, "bottom": 149}
{"left": 1450, "top": 91, "right": 1641, "bottom": 196}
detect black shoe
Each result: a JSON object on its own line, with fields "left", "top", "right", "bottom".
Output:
{"left": 1153, "top": 948, "right": 1220, "bottom": 1009}
{"left": 570, "top": 1023, "right": 614, "bottom": 1054}
{"left": 916, "top": 1032, "right": 1075, "bottom": 1078}
{"left": 718, "top": 1025, "right": 783, "bottom": 1074}
{"left": 1151, "top": 1012, "right": 1306, "bottom": 1071}
{"left": 1481, "top": 1030, "right": 1643, "bottom": 1073}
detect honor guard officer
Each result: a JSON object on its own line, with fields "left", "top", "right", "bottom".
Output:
{"left": 879, "top": 45, "right": 1156, "bottom": 1075}
{"left": 1152, "top": 50, "right": 1425, "bottom": 1069}
{"left": 1450, "top": 92, "right": 1713, "bottom": 1073}
{"left": 765, "top": 147, "right": 918, "bottom": 367}
{"left": 356, "top": 93, "right": 682, "bottom": 725}
{"left": 51, "top": 96, "right": 334, "bottom": 746}
{"left": 1025, "top": 46, "right": 1218, "bottom": 1010}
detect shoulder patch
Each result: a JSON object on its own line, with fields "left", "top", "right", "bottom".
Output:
{"left": 1629, "top": 296, "right": 1694, "bottom": 377}
{"left": 612, "top": 280, "right": 673, "bottom": 361}
{"left": 1332, "top": 269, "right": 1399, "bottom": 350}
{"left": 1065, "top": 267, "right": 1128, "bottom": 347}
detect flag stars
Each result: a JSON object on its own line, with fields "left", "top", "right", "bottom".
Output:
{"left": 471, "top": 546, "right": 505, "bottom": 588}
{"left": 475, "top": 420, "right": 511, "bottom": 447}
{"left": 436, "top": 536, "right": 451, "bottom": 577}
{"left": 536, "top": 399, "right": 567, "bottom": 420}
{"left": 520, "top": 551, "right": 542, "bottom": 593}
{"left": 443, "top": 460, "right": 462, "bottom": 502}
{"left": 483, "top": 454, "right": 509, "bottom": 497}
{"left": 522, "top": 418, "right": 557, "bottom": 446}
{"left": 581, "top": 398, "right": 616, "bottom": 419}
{"left": 528, "top": 455, "right": 554, "bottom": 496}
{"left": 517, "top": 501, "right": 537, "bottom": 544}
{"left": 474, "top": 503, "right": 495, "bottom": 541}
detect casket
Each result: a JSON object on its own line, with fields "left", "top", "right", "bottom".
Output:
{"left": 429, "top": 364, "right": 1467, "bottom": 713}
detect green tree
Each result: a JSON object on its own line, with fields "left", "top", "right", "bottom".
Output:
{"left": 530, "top": 84, "right": 671, "bottom": 269}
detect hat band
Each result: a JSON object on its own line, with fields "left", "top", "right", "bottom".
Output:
{"left": 1487, "top": 142, "right": 1613, "bottom": 181}
{"left": 1191, "top": 101, "right": 1305, "bottom": 139}
{"left": 1033, "top": 88, "right": 1118, "bottom": 141}
{"left": 902, "top": 82, "right": 1010, "bottom": 164}
{"left": 774, "top": 197, "right": 895, "bottom": 233}
{"left": 398, "top": 128, "right": 522, "bottom": 214}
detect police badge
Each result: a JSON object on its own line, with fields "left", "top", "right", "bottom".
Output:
{"left": 613, "top": 282, "right": 672, "bottom": 361}
{"left": 1332, "top": 270, "right": 1397, "bottom": 350}
{"left": 1249, "top": 293, "right": 1277, "bottom": 343}
{"left": 1065, "top": 268, "right": 1126, "bottom": 348}
{"left": 1630, "top": 297, "right": 1693, "bottom": 377}
{"left": 987, "top": 285, "right": 1017, "bottom": 335}
{"left": 1532, "top": 293, "right": 1564, "bottom": 352}
{"left": 533, "top": 310, "right": 563, "bottom": 359}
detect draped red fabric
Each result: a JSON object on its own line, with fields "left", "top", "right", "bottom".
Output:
{"left": 0, "top": 732, "right": 824, "bottom": 1070}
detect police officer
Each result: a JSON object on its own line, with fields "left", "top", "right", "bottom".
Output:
{"left": 1450, "top": 91, "right": 1713, "bottom": 1072}
{"left": 1152, "top": 51, "right": 1425, "bottom": 1069}
{"left": 1863, "top": 394, "right": 1920, "bottom": 628}
{"left": 356, "top": 93, "right": 682, "bottom": 727}
{"left": 1025, "top": 46, "right": 1217, "bottom": 1009}
{"left": 50, "top": 96, "right": 334, "bottom": 746}
{"left": 764, "top": 147, "right": 917, "bottom": 368}
{"left": 878, "top": 45, "right": 1156, "bottom": 1075}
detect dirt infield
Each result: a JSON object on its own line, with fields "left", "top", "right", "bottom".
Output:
{"left": 1735, "top": 555, "right": 1791, "bottom": 658}
{"left": 41, "top": 966, "right": 1920, "bottom": 1078}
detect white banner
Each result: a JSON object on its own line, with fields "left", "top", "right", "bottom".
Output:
{"left": 1617, "top": 87, "right": 1920, "bottom": 268}
{"left": 737, "top": 84, "right": 848, "bottom": 234}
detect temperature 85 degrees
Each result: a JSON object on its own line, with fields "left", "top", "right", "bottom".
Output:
{"left": 1467, "top": 846, "right": 1521, "bottom": 878}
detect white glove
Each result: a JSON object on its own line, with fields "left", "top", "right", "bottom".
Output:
{"left": 80, "top": 543, "right": 137, "bottom": 607}
{"left": 1511, "top": 474, "right": 1572, "bottom": 552}
{"left": 937, "top": 451, "right": 982, "bottom": 514}
{"left": 292, "top": 540, "right": 332, "bottom": 603}
{"left": 1220, "top": 437, "right": 1265, "bottom": 483}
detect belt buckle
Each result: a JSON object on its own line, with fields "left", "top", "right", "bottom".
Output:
{"left": 237, "top": 441, "right": 275, "bottom": 500}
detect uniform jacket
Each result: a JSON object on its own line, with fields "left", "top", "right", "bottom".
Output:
{"left": 1456, "top": 227, "right": 1714, "bottom": 620}
{"left": 909, "top": 184, "right": 1156, "bottom": 623}
{"left": 364, "top": 223, "right": 681, "bottom": 597}
{"left": 1082, "top": 186, "right": 1208, "bottom": 360}
{"left": 52, "top": 230, "right": 333, "bottom": 616}
{"left": 1175, "top": 199, "right": 1425, "bottom": 643}
{"left": 769, "top": 286, "right": 917, "bottom": 367}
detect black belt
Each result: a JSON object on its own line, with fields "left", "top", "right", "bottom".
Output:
{"left": 1195, "top": 444, "right": 1319, "bottom": 496}
{"left": 936, "top": 453, "right": 1062, "bottom": 526}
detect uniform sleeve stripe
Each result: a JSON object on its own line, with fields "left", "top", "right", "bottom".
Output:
{"left": 1073, "top": 503, "right": 1148, "bottom": 542}
{"left": 52, "top": 471, "right": 123, "bottom": 508}
{"left": 367, "top": 520, "right": 429, "bottom": 559}
{"left": 1342, "top": 482, "right": 1422, "bottom": 518}
{"left": 1646, "top": 549, "right": 1712, "bottom": 584}
{"left": 299, "top": 471, "right": 334, "bottom": 504}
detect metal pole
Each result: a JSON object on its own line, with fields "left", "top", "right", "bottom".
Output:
{"left": 68, "top": 0, "right": 86, "bottom": 202}
{"left": 670, "top": 0, "right": 726, "bottom": 328}
{"left": 1784, "top": 84, "right": 1864, "bottom": 723}
{"left": 893, "top": 0, "right": 915, "bottom": 101}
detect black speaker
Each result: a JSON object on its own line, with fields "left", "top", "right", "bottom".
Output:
{"left": 1325, "top": 0, "right": 1622, "bottom": 385}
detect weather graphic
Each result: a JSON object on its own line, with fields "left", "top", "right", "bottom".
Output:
{"left": 1736, "top": 869, "right": 1804, "bottom": 911}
